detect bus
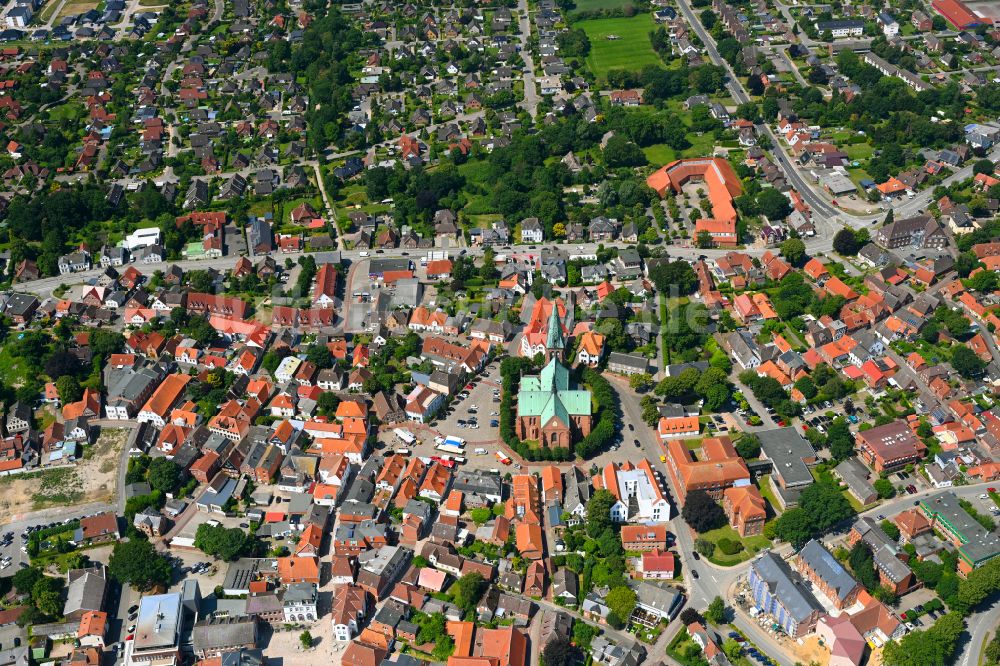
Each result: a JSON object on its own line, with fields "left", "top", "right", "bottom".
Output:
{"left": 436, "top": 443, "right": 465, "bottom": 456}
{"left": 496, "top": 450, "right": 512, "bottom": 465}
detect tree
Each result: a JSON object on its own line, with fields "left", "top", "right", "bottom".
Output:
{"left": 881, "top": 519, "right": 901, "bottom": 541}
{"left": 704, "top": 596, "right": 726, "bottom": 625}
{"left": 12, "top": 567, "right": 42, "bottom": 595}
{"left": 873, "top": 478, "right": 896, "bottom": 500}
{"left": 694, "top": 538, "right": 715, "bottom": 557}
{"left": 470, "top": 507, "right": 492, "bottom": 524}
{"left": 775, "top": 480, "right": 854, "bottom": 548}
{"left": 572, "top": 621, "right": 597, "bottom": 649}
{"left": 833, "top": 228, "right": 860, "bottom": 255}
{"left": 194, "top": 523, "right": 250, "bottom": 561}
{"left": 794, "top": 376, "right": 818, "bottom": 400}
{"left": 722, "top": 638, "right": 743, "bottom": 662}
{"left": 603, "top": 135, "right": 646, "bottom": 167}
{"left": 974, "top": 158, "right": 995, "bottom": 175}
{"left": 850, "top": 543, "right": 879, "bottom": 591}
{"left": 679, "top": 610, "right": 704, "bottom": 632}
{"left": 773, "top": 507, "right": 813, "bottom": 549}
{"left": 300, "top": 631, "right": 313, "bottom": 649}
{"left": 305, "top": 344, "right": 333, "bottom": 369}
{"left": 757, "top": 188, "right": 791, "bottom": 220}
{"left": 56, "top": 375, "right": 82, "bottom": 404}
{"left": 735, "top": 433, "right": 761, "bottom": 459}
{"left": 780, "top": 238, "right": 807, "bottom": 266}
{"left": 108, "top": 539, "right": 172, "bottom": 590}
{"left": 649, "top": 260, "right": 697, "bottom": 295}
{"left": 695, "top": 230, "right": 714, "bottom": 249}
{"left": 147, "top": 458, "right": 182, "bottom": 494}
{"left": 606, "top": 585, "right": 637, "bottom": 625}
{"left": 629, "top": 373, "right": 653, "bottom": 392}
{"left": 452, "top": 572, "right": 485, "bottom": 611}
{"left": 45, "top": 351, "right": 80, "bottom": 379}
{"left": 317, "top": 392, "right": 339, "bottom": 416}
{"left": 586, "top": 489, "right": 615, "bottom": 537}
{"left": 882, "top": 612, "right": 965, "bottom": 666}
{"left": 682, "top": 490, "right": 727, "bottom": 533}
{"left": 542, "top": 635, "right": 574, "bottom": 666}
{"left": 33, "top": 584, "right": 63, "bottom": 619}
{"left": 826, "top": 418, "right": 855, "bottom": 460}
{"left": 952, "top": 346, "right": 987, "bottom": 378}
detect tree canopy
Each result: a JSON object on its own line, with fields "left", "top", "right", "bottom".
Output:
{"left": 194, "top": 523, "right": 252, "bottom": 561}
{"left": 682, "top": 490, "right": 727, "bottom": 533}
{"left": 109, "top": 539, "right": 172, "bottom": 590}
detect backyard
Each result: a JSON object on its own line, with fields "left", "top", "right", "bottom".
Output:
{"left": 578, "top": 15, "right": 664, "bottom": 80}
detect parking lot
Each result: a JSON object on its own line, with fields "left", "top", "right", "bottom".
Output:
{"left": 430, "top": 363, "right": 502, "bottom": 438}
{"left": 376, "top": 359, "right": 508, "bottom": 470}
{"left": 967, "top": 489, "right": 1000, "bottom": 519}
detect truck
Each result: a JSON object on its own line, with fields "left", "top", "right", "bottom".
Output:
{"left": 393, "top": 428, "right": 417, "bottom": 445}
{"left": 496, "top": 450, "right": 512, "bottom": 465}
{"left": 436, "top": 443, "right": 465, "bottom": 455}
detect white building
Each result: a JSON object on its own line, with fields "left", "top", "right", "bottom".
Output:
{"left": 282, "top": 583, "right": 318, "bottom": 623}
{"left": 595, "top": 459, "right": 671, "bottom": 523}
{"left": 123, "top": 227, "right": 163, "bottom": 252}
{"left": 878, "top": 12, "right": 899, "bottom": 37}
{"left": 274, "top": 356, "right": 302, "bottom": 384}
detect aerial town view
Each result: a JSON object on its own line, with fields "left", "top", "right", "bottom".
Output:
{"left": 6, "top": 0, "right": 1000, "bottom": 664}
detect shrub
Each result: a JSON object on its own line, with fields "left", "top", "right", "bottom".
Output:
{"left": 717, "top": 538, "right": 743, "bottom": 556}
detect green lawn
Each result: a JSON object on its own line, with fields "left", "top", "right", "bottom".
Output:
{"left": 643, "top": 132, "right": 719, "bottom": 166}
{"left": 643, "top": 143, "right": 677, "bottom": 164}
{"left": 847, "top": 168, "right": 872, "bottom": 187}
{"left": 578, "top": 15, "right": 664, "bottom": 80}
{"left": 756, "top": 475, "right": 782, "bottom": 516}
{"left": 845, "top": 143, "right": 874, "bottom": 161}
{"left": 572, "top": 0, "right": 635, "bottom": 12}
{"left": 698, "top": 524, "right": 772, "bottom": 566}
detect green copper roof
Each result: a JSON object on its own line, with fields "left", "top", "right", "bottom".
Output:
{"left": 539, "top": 357, "right": 570, "bottom": 390}
{"left": 518, "top": 359, "right": 590, "bottom": 425}
{"left": 545, "top": 305, "right": 565, "bottom": 351}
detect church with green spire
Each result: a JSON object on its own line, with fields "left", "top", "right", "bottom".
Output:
{"left": 516, "top": 357, "right": 592, "bottom": 449}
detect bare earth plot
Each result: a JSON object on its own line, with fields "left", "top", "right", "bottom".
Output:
{"left": 0, "top": 427, "right": 127, "bottom": 523}
{"left": 56, "top": 0, "right": 99, "bottom": 21}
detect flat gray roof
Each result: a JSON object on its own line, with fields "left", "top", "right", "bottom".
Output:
{"left": 134, "top": 593, "right": 183, "bottom": 652}
{"left": 758, "top": 427, "right": 815, "bottom": 488}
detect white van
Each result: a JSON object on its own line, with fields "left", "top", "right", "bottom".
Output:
{"left": 359, "top": 251, "right": 370, "bottom": 257}
{"left": 474, "top": 448, "right": 488, "bottom": 455}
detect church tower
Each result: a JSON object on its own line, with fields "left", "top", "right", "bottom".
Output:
{"left": 544, "top": 302, "right": 565, "bottom": 362}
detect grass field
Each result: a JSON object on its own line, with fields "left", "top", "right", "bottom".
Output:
{"left": 571, "top": 0, "right": 635, "bottom": 12}
{"left": 643, "top": 132, "right": 719, "bottom": 165}
{"left": 578, "top": 15, "right": 663, "bottom": 80}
